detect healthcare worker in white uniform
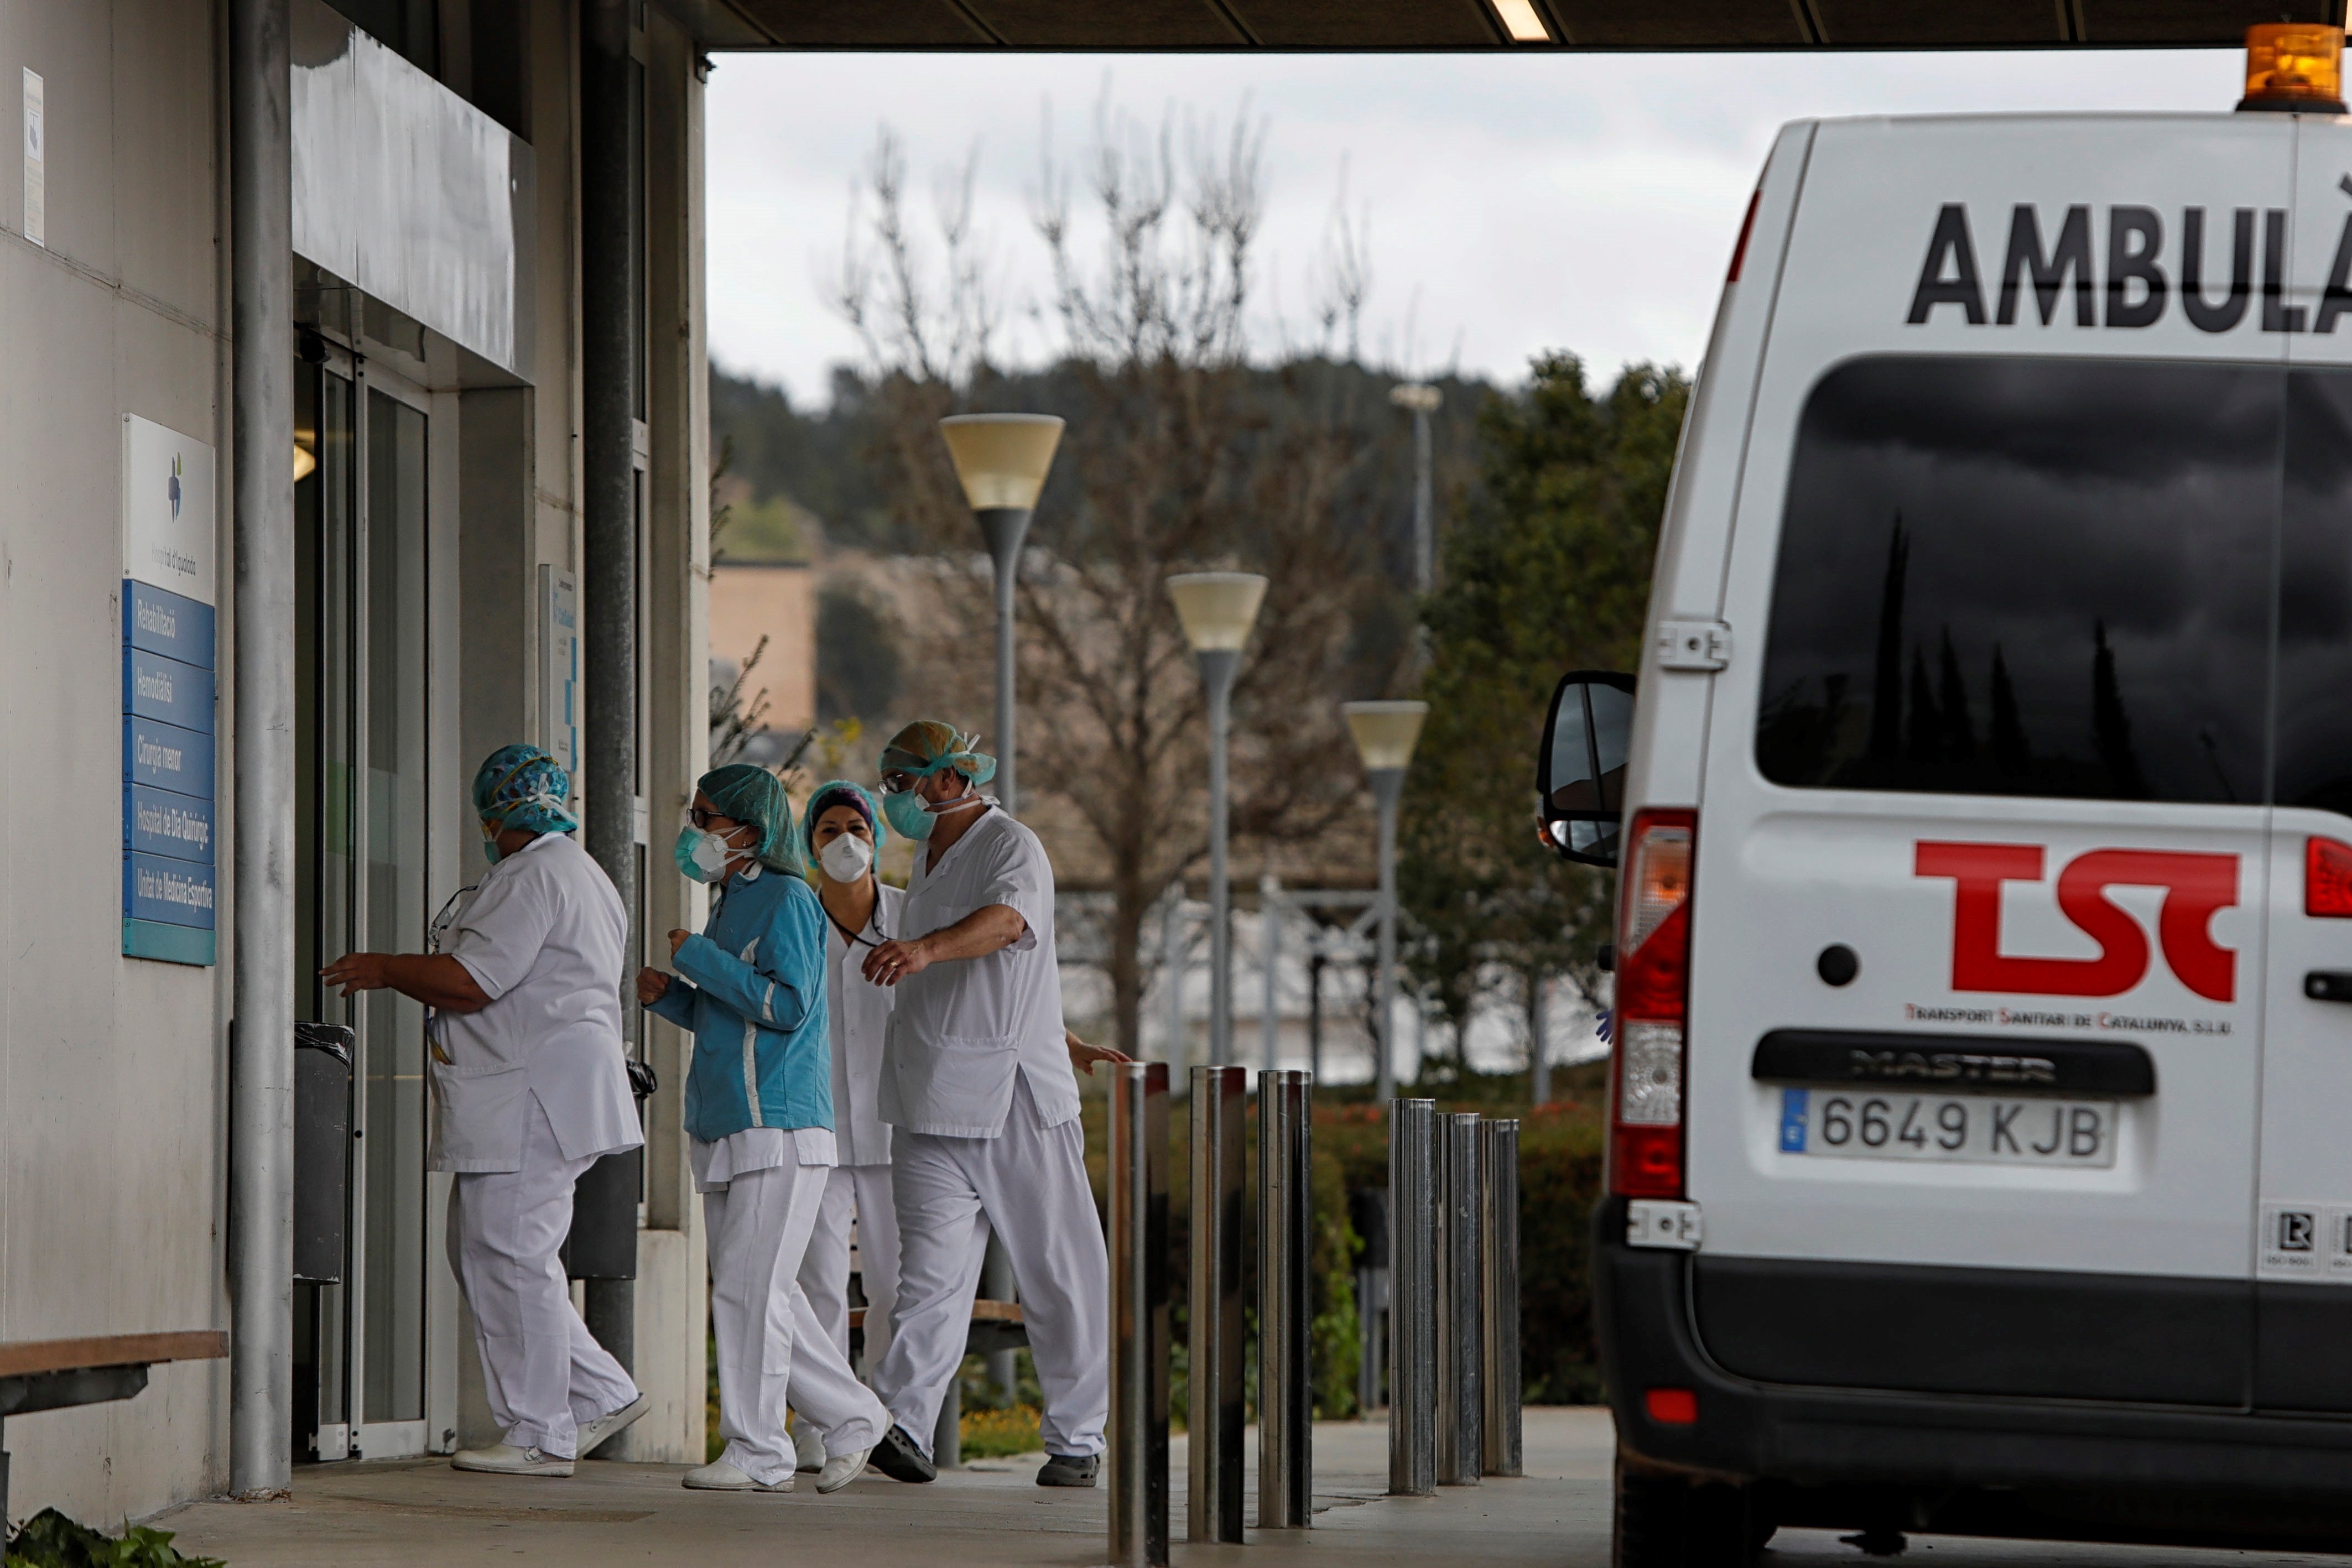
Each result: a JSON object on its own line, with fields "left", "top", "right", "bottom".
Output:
{"left": 856, "top": 721, "right": 1116, "bottom": 1489}
{"left": 787, "top": 782, "right": 903, "bottom": 1477}
{"left": 637, "top": 763, "right": 891, "bottom": 1494}
{"left": 322, "top": 743, "right": 649, "bottom": 1477}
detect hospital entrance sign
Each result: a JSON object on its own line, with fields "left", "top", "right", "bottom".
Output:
{"left": 121, "top": 415, "right": 217, "bottom": 966}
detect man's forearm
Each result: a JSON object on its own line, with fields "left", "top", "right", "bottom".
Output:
{"left": 918, "top": 904, "right": 1027, "bottom": 963}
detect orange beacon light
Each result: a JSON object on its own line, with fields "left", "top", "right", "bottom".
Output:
{"left": 2240, "top": 23, "right": 2346, "bottom": 114}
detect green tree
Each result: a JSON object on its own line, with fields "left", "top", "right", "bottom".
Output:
{"left": 1398, "top": 353, "right": 1690, "bottom": 1085}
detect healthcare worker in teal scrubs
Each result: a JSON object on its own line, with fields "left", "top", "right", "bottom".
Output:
{"left": 637, "top": 764, "right": 888, "bottom": 1494}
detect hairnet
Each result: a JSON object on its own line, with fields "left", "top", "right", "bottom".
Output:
{"left": 699, "top": 763, "right": 802, "bottom": 872}
{"left": 877, "top": 720, "right": 997, "bottom": 785}
{"left": 472, "top": 744, "right": 579, "bottom": 836}
{"left": 803, "top": 780, "right": 887, "bottom": 852}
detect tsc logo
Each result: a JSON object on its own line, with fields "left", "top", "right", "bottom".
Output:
{"left": 1914, "top": 842, "right": 2237, "bottom": 1002}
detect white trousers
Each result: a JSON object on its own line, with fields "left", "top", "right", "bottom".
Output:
{"left": 447, "top": 1098, "right": 639, "bottom": 1458}
{"left": 798, "top": 1163, "right": 900, "bottom": 1372}
{"left": 871, "top": 1077, "right": 1110, "bottom": 1460}
{"left": 705, "top": 1157, "right": 891, "bottom": 1485}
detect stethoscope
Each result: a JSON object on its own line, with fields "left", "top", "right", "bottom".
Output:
{"left": 822, "top": 881, "right": 887, "bottom": 950}
{"left": 423, "top": 883, "right": 478, "bottom": 1064}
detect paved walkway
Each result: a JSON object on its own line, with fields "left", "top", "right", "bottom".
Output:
{"left": 159, "top": 1409, "right": 1615, "bottom": 1567}
{"left": 158, "top": 1410, "right": 2352, "bottom": 1565}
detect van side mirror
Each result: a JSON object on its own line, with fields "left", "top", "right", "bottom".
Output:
{"left": 1537, "top": 670, "right": 1636, "bottom": 868}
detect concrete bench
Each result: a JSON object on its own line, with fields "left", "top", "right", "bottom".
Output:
{"left": 0, "top": 1331, "right": 228, "bottom": 1519}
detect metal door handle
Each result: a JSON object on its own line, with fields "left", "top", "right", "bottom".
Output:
{"left": 2306, "top": 971, "right": 2352, "bottom": 1002}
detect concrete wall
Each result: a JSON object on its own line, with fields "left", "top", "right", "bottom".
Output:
{"left": 0, "top": 0, "right": 231, "bottom": 1528}
{"left": 1, "top": 0, "right": 715, "bottom": 1522}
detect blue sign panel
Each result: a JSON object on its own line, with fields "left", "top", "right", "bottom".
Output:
{"left": 122, "top": 783, "right": 216, "bottom": 864}
{"left": 1778, "top": 1088, "right": 1810, "bottom": 1153}
{"left": 123, "top": 581, "right": 216, "bottom": 670}
{"left": 122, "top": 420, "right": 218, "bottom": 965}
{"left": 123, "top": 715, "right": 215, "bottom": 796}
{"left": 121, "top": 851, "right": 218, "bottom": 929}
{"left": 123, "top": 647, "right": 215, "bottom": 734}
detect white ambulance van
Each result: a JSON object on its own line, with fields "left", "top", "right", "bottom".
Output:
{"left": 1539, "top": 28, "right": 2352, "bottom": 1565}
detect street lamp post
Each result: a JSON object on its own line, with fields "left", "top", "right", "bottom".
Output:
{"left": 1389, "top": 383, "right": 1441, "bottom": 596}
{"left": 1169, "top": 572, "right": 1269, "bottom": 1067}
{"left": 1345, "top": 700, "right": 1429, "bottom": 1104}
{"left": 939, "top": 413, "right": 1066, "bottom": 815}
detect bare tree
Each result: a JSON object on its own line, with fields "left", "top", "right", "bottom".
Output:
{"left": 839, "top": 98, "right": 1400, "bottom": 1053}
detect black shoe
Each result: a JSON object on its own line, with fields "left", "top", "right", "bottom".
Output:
{"left": 1036, "top": 1452, "right": 1099, "bottom": 1488}
{"left": 869, "top": 1423, "right": 937, "bottom": 1484}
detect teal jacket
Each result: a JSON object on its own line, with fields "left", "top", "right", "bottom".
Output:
{"left": 646, "top": 863, "right": 833, "bottom": 1142}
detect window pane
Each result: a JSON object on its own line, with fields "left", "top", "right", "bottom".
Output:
{"left": 2279, "top": 369, "right": 2352, "bottom": 817}
{"left": 1756, "top": 356, "right": 2278, "bottom": 805}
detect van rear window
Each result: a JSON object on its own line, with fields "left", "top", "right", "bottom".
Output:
{"left": 1756, "top": 356, "right": 2278, "bottom": 805}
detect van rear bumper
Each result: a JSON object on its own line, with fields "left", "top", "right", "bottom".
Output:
{"left": 1593, "top": 1196, "right": 2352, "bottom": 1509}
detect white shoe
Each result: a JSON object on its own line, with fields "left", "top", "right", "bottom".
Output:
{"left": 682, "top": 1458, "right": 792, "bottom": 1492}
{"left": 578, "top": 1394, "right": 652, "bottom": 1458}
{"left": 792, "top": 1422, "right": 826, "bottom": 1474}
{"left": 815, "top": 1447, "right": 871, "bottom": 1493}
{"left": 452, "top": 1443, "right": 574, "bottom": 1477}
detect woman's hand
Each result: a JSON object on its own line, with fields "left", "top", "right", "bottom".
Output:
{"left": 1065, "top": 1030, "right": 1134, "bottom": 1076}
{"left": 636, "top": 967, "right": 671, "bottom": 1005}
{"left": 668, "top": 928, "right": 693, "bottom": 958}
{"left": 321, "top": 951, "right": 491, "bottom": 1012}
{"left": 320, "top": 952, "right": 392, "bottom": 997}
{"left": 860, "top": 937, "right": 933, "bottom": 988}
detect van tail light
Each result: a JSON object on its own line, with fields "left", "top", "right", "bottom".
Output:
{"left": 1726, "top": 189, "right": 1761, "bottom": 283}
{"left": 1644, "top": 1387, "right": 1699, "bottom": 1425}
{"left": 1610, "top": 809, "right": 1695, "bottom": 1200}
{"left": 2308, "top": 837, "right": 2352, "bottom": 917}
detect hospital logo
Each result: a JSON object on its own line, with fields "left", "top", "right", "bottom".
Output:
{"left": 169, "top": 454, "right": 181, "bottom": 520}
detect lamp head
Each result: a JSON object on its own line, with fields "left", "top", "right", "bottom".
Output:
{"left": 1389, "top": 383, "right": 1442, "bottom": 414}
{"left": 939, "top": 414, "right": 1065, "bottom": 512}
{"left": 1343, "top": 700, "right": 1430, "bottom": 773}
{"left": 1167, "top": 572, "right": 1269, "bottom": 654}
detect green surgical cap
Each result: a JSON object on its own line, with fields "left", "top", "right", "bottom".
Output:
{"left": 878, "top": 720, "right": 997, "bottom": 785}
{"left": 698, "top": 763, "right": 802, "bottom": 872}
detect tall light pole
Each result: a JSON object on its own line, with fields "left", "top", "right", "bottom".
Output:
{"left": 1169, "top": 572, "right": 1269, "bottom": 1067}
{"left": 1390, "top": 383, "right": 1441, "bottom": 596}
{"left": 939, "top": 413, "right": 1065, "bottom": 815}
{"left": 1345, "top": 700, "right": 1429, "bottom": 1103}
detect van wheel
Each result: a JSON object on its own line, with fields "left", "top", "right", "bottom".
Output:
{"left": 1613, "top": 1458, "right": 1760, "bottom": 1568}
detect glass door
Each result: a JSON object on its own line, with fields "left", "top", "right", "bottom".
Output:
{"left": 295, "top": 353, "right": 433, "bottom": 1462}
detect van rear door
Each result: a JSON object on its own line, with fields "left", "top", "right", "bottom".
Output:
{"left": 1681, "top": 115, "right": 2291, "bottom": 1406}
{"left": 2253, "top": 119, "right": 2352, "bottom": 1413}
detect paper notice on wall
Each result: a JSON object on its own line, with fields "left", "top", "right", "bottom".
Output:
{"left": 22, "top": 67, "right": 43, "bottom": 248}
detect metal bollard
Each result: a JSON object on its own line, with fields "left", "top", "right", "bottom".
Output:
{"left": 1258, "top": 1069, "right": 1315, "bottom": 1528}
{"left": 1189, "top": 1065, "right": 1246, "bottom": 1544}
{"left": 1386, "top": 1099, "right": 1437, "bottom": 1497}
{"left": 1481, "top": 1118, "right": 1522, "bottom": 1477}
{"left": 1434, "top": 1113, "right": 1484, "bottom": 1485}
{"left": 1110, "top": 1063, "right": 1171, "bottom": 1568}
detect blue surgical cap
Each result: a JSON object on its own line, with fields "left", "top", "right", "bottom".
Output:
{"left": 472, "top": 744, "right": 579, "bottom": 836}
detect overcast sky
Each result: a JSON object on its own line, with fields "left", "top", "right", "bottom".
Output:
{"left": 707, "top": 48, "right": 2240, "bottom": 406}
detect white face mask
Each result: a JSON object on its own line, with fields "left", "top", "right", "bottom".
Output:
{"left": 818, "top": 832, "right": 875, "bottom": 884}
